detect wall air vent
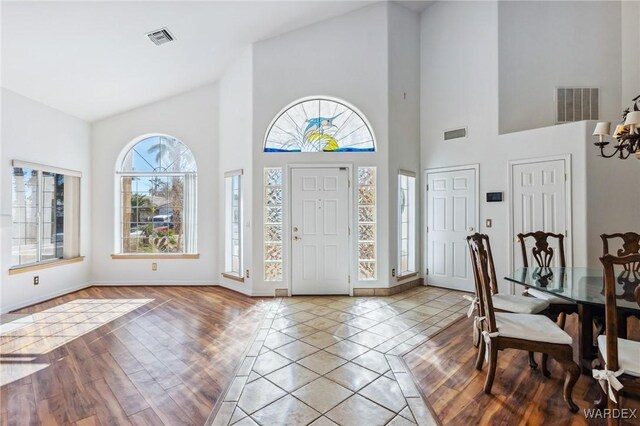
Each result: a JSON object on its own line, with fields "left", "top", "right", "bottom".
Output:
{"left": 555, "top": 87, "right": 598, "bottom": 123}
{"left": 146, "top": 28, "right": 175, "bottom": 46}
{"left": 444, "top": 127, "right": 467, "bottom": 141}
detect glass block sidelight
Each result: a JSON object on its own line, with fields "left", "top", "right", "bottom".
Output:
{"left": 357, "top": 167, "right": 376, "bottom": 280}
{"left": 264, "top": 168, "right": 283, "bottom": 281}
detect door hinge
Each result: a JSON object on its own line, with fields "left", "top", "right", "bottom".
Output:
{"left": 565, "top": 229, "right": 568, "bottom": 236}
{"left": 426, "top": 226, "right": 429, "bottom": 233}
{"left": 426, "top": 184, "right": 429, "bottom": 191}
{"left": 348, "top": 227, "right": 351, "bottom": 235}
{"left": 426, "top": 268, "right": 429, "bottom": 275}
{"left": 348, "top": 275, "right": 351, "bottom": 284}
{"left": 565, "top": 174, "right": 568, "bottom": 182}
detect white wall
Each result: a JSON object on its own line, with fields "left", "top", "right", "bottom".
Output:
{"left": 90, "top": 84, "right": 219, "bottom": 285}
{"left": 388, "top": 3, "right": 421, "bottom": 284}
{"left": 498, "top": 1, "right": 622, "bottom": 134}
{"left": 251, "top": 2, "right": 391, "bottom": 296}
{"left": 0, "top": 89, "right": 91, "bottom": 313}
{"left": 621, "top": 0, "right": 640, "bottom": 107}
{"left": 421, "top": 1, "right": 639, "bottom": 294}
{"left": 218, "top": 47, "right": 254, "bottom": 295}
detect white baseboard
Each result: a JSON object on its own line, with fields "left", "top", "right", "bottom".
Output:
{"left": 1, "top": 282, "right": 92, "bottom": 314}
{"left": 90, "top": 281, "right": 217, "bottom": 286}
{"left": 218, "top": 280, "right": 253, "bottom": 296}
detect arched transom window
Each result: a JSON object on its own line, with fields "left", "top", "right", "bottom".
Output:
{"left": 264, "top": 98, "right": 375, "bottom": 153}
{"left": 117, "top": 135, "right": 197, "bottom": 254}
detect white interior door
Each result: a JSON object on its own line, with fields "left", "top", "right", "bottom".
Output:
{"left": 426, "top": 168, "right": 477, "bottom": 292}
{"left": 512, "top": 159, "right": 568, "bottom": 269}
{"left": 291, "top": 168, "right": 350, "bottom": 295}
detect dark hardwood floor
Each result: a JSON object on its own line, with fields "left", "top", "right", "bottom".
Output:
{"left": 404, "top": 314, "right": 640, "bottom": 426}
{"left": 1, "top": 286, "right": 268, "bottom": 426}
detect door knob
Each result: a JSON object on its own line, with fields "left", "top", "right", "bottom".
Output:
{"left": 293, "top": 227, "right": 298, "bottom": 232}
{"left": 293, "top": 236, "right": 301, "bottom": 241}
{"left": 468, "top": 227, "right": 474, "bottom": 232}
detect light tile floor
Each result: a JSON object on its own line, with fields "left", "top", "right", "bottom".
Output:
{"left": 210, "top": 286, "right": 468, "bottom": 426}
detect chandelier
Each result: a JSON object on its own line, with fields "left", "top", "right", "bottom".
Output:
{"left": 593, "top": 94, "right": 640, "bottom": 160}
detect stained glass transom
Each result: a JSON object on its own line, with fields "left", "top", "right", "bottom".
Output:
{"left": 358, "top": 167, "right": 377, "bottom": 280}
{"left": 264, "top": 168, "right": 283, "bottom": 281}
{"left": 264, "top": 98, "right": 375, "bottom": 153}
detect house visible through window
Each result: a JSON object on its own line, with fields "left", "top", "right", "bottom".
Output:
{"left": 11, "top": 161, "right": 81, "bottom": 267}
{"left": 117, "top": 135, "right": 197, "bottom": 254}
{"left": 398, "top": 172, "right": 416, "bottom": 276}
{"left": 225, "top": 170, "right": 242, "bottom": 277}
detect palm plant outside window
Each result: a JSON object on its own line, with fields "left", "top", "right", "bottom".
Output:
{"left": 117, "top": 135, "right": 197, "bottom": 254}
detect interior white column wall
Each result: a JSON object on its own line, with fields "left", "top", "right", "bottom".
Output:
{"left": 0, "top": 89, "right": 91, "bottom": 313}
{"left": 388, "top": 3, "right": 421, "bottom": 285}
{"left": 621, "top": 0, "right": 640, "bottom": 107}
{"left": 90, "top": 84, "right": 219, "bottom": 285}
{"left": 218, "top": 47, "right": 255, "bottom": 295}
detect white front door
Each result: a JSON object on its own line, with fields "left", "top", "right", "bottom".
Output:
{"left": 291, "top": 167, "right": 350, "bottom": 295}
{"left": 426, "top": 168, "right": 477, "bottom": 292}
{"left": 512, "top": 159, "right": 569, "bottom": 269}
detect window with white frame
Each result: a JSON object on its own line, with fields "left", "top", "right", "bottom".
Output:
{"left": 264, "top": 167, "right": 283, "bottom": 281}
{"left": 11, "top": 161, "right": 81, "bottom": 268}
{"left": 117, "top": 135, "right": 197, "bottom": 254}
{"left": 357, "top": 167, "right": 377, "bottom": 280}
{"left": 224, "top": 170, "right": 242, "bottom": 277}
{"left": 398, "top": 172, "right": 416, "bottom": 276}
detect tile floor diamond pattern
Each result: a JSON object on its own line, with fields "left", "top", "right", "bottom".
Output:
{"left": 210, "top": 286, "right": 466, "bottom": 426}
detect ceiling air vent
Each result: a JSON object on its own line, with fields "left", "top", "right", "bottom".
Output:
{"left": 444, "top": 127, "right": 467, "bottom": 141}
{"left": 146, "top": 28, "right": 175, "bottom": 46}
{"left": 555, "top": 87, "right": 598, "bottom": 123}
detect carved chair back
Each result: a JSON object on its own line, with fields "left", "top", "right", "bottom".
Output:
{"left": 517, "top": 231, "right": 566, "bottom": 268}
{"left": 467, "top": 233, "right": 498, "bottom": 333}
{"left": 601, "top": 232, "right": 640, "bottom": 272}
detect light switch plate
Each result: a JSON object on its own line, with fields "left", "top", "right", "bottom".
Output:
{"left": 485, "top": 219, "right": 492, "bottom": 228}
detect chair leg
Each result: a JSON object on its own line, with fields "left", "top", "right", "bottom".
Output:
{"left": 608, "top": 392, "right": 622, "bottom": 426}
{"left": 475, "top": 338, "right": 485, "bottom": 371}
{"left": 592, "top": 358, "right": 607, "bottom": 409}
{"left": 528, "top": 352, "right": 537, "bottom": 369}
{"left": 541, "top": 353, "right": 551, "bottom": 378}
{"left": 483, "top": 341, "right": 498, "bottom": 394}
{"left": 557, "top": 312, "right": 567, "bottom": 330}
{"left": 557, "top": 356, "right": 580, "bottom": 413}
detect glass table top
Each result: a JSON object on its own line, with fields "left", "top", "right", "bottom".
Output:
{"left": 505, "top": 267, "right": 640, "bottom": 312}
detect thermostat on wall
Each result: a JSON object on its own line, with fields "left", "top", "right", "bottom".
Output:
{"left": 486, "top": 192, "right": 503, "bottom": 202}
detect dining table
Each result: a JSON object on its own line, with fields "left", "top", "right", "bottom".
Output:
{"left": 504, "top": 266, "right": 640, "bottom": 374}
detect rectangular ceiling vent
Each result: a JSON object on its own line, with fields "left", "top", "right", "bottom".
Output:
{"left": 555, "top": 87, "right": 598, "bottom": 123}
{"left": 444, "top": 127, "right": 467, "bottom": 141}
{"left": 146, "top": 28, "right": 175, "bottom": 46}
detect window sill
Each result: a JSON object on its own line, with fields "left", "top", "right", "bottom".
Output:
{"left": 111, "top": 253, "right": 200, "bottom": 260}
{"left": 9, "top": 256, "right": 85, "bottom": 275}
{"left": 396, "top": 272, "right": 418, "bottom": 281}
{"left": 221, "top": 273, "right": 245, "bottom": 283}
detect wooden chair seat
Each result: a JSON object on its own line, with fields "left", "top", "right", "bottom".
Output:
{"left": 597, "top": 335, "right": 640, "bottom": 377}
{"left": 495, "top": 312, "right": 572, "bottom": 345}
{"left": 526, "top": 288, "right": 576, "bottom": 305}
{"left": 492, "top": 294, "right": 550, "bottom": 314}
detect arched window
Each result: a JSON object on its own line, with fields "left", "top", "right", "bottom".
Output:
{"left": 264, "top": 98, "right": 375, "bottom": 152}
{"left": 116, "top": 135, "right": 197, "bottom": 254}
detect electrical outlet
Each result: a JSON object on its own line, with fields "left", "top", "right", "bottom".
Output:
{"left": 246, "top": 269, "right": 250, "bottom": 278}
{"left": 152, "top": 263, "right": 157, "bottom": 271}
{"left": 34, "top": 276, "right": 39, "bottom": 285}
{"left": 391, "top": 268, "right": 396, "bottom": 277}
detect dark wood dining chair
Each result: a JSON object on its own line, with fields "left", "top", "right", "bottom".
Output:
{"left": 601, "top": 232, "right": 640, "bottom": 337}
{"left": 469, "top": 233, "right": 580, "bottom": 413}
{"left": 517, "top": 231, "right": 578, "bottom": 329}
{"left": 467, "top": 233, "right": 549, "bottom": 370}
{"left": 593, "top": 253, "right": 640, "bottom": 425}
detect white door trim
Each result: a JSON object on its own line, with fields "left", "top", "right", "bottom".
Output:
{"left": 508, "top": 154, "right": 573, "bottom": 293}
{"left": 423, "top": 164, "right": 480, "bottom": 286}
{"left": 287, "top": 163, "right": 354, "bottom": 296}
